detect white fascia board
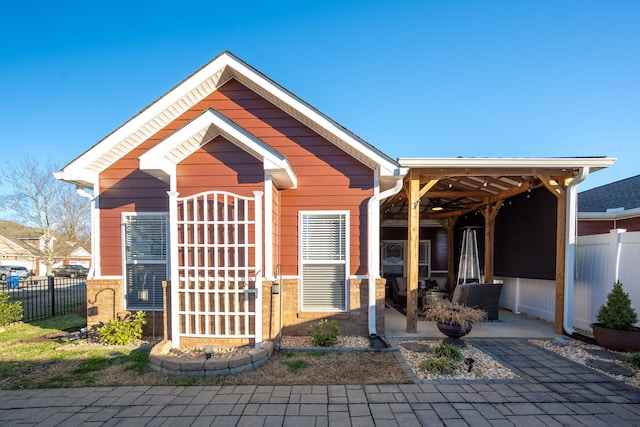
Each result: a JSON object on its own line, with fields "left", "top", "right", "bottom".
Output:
{"left": 398, "top": 157, "right": 616, "bottom": 172}
{"left": 54, "top": 169, "right": 99, "bottom": 188}
{"left": 140, "top": 109, "right": 297, "bottom": 188}
{"left": 579, "top": 206, "right": 640, "bottom": 220}
{"left": 59, "top": 53, "right": 236, "bottom": 179}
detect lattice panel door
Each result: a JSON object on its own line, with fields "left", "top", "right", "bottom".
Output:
{"left": 174, "top": 190, "right": 262, "bottom": 347}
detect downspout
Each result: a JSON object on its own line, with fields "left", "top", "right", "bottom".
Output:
{"left": 75, "top": 187, "right": 97, "bottom": 279}
{"left": 563, "top": 167, "right": 589, "bottom": 335}
{"left": 367, "top": 177, "right": 404, "bottom": 337}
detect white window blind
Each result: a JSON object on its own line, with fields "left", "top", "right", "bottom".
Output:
{"left": 123, "top": 213, "right": 167, "bottom": 310}
{"left": 300, "top": 212, "right": 348, "bottom": 311}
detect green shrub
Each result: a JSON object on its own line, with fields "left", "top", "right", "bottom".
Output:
{"left": 628, "top": 353, "right": 640, "bottom": 369}
{"left": 0, "top": 292, "right": 23, "bottom": 325}
{"left": 418, "top": 356, "right": 456, "bottom": 375}
{"left": 596, "top": 281, "right": 638, "bottom": 330}
{"left": 97, "top": 311, "right": 146, "bottom": 345}
{"left": 308, "top": 319, "right": 340, "bottom": 347}
{"left": 432, "top": 343, "right": 463, "bottom": 361}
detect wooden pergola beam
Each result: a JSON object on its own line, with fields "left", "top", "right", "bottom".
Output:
{"left": 419, "top": 176, "right": 441, "bottom": 199}
{"left": 406, "top": 170, "right": 420, "bottom": 333}
{"left": 480, "top": 201, "right": 503, "bottom": 284}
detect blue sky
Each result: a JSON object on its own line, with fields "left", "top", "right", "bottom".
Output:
{"left": 1, "top": 0, "right": 638, "bottom": 192}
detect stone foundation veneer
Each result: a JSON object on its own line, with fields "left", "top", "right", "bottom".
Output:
{"left": 149, "top": 340, "right": 274, "bottom": 376}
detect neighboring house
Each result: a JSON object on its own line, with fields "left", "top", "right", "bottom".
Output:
{"left": 578, "top": 174, "right": 640, "bottom": 235}
{"left": 0, "top": 220, "right": 90, "bottom": 275}
{"left": 0, "top": 233, "right": 35, "bottom": 271}
{"left": 56, "top": 52, "right": 613, "bottom": 349}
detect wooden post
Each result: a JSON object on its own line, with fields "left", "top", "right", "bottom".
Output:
{"left": 481, "top": 201, "right": 502, "bottom": 284}
{"left": 406, "top": 170, "right": 420, "bottom": 333}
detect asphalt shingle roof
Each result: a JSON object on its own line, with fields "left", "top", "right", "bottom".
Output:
{"left": 579, "top": 174, "right": 640, "bottom": 213}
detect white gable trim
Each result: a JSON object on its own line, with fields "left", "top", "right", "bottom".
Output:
{"left": 139, "top": 109, "right": 297, "bottom": 189}
{"left": 57, "top": 52, "right": 398, "bottom": 189}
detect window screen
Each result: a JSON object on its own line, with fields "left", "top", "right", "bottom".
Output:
{"left": 300, "top": 212, "right": 348, "bottom": 311}
{"left": 123, "top": 214, "right": 167, "bottom": 310}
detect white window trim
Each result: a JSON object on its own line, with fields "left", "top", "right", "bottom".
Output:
{"left": 121, "top": 212, "right": 169, "bottom": 311}
{"left": 298, "top": 210, "right": 350, "bottom": 312}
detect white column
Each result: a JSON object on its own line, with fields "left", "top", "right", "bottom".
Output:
{"left": 253, "top": 191, "right": 263, "bottom": 348}
{"left": 168, "top": 190, "right": 180, "bottom": 348}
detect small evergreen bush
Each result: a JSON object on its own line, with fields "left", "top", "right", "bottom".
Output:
{"left": 0, "top": 292, "right": 23, "bottom": 325}
{"left": 97, "top": 311, "right": 146, "bottom": 345}
{"left": 596, "top": 281, "right": 638, "bottom": 330}
{"left": 419, "top": 356, "right": 456, "bottom": 375}
{"left": 432, "top": 343, "right": 464, "bottom": 361}
{"left": 308, "top": 319, "right": 340, "bottom": 347}
{"left": 628, "top": 352, "right": 640, "bottom": 369}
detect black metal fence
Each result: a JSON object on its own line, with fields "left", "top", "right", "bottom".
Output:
{"left": 0, "top": 276, "right": 86, "bottom": 322}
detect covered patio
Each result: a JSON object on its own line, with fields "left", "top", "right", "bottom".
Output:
{"left": 380, "top": 157, "right": 615, "bottom": 335}
{"left": 384, "top": 304, "right": 561, "bottom": 339}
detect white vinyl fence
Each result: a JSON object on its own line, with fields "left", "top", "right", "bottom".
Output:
{"left": 498, "top": 229, "right": 640, "bottom": 332}
{"left": 574, "top": 229, "right": 640, "bottom": 330}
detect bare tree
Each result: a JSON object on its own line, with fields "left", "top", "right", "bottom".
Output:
{"left": 0, "top": 157, "right": 90, "bottom": 274}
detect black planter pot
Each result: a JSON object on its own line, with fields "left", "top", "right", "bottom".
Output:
{"left": 436, "top": 321, "right": 472, "bottom": 339}
{"left": 592, "top": 322, "right": 640, "bottom": 352}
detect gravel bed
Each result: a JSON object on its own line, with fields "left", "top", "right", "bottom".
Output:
{"left": 397, "top": 339, "right": 520, "bottom": 381}
{"left": 284, "top": 335, "right": 521, "bottom": 381}
{"left": 530, "top": 338, "right": 640, "bottom": 389}
{"left": 280, "top": 335, "right": 372, "bottom": 348}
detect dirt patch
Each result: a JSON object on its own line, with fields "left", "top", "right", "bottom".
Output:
{"left": 218, "top": 351, "right": 409, "bottom": 385}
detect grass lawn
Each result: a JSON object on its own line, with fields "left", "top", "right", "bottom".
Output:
{"left": 0, "top": 314, "right": 153, "bottom": 389}
{"left": 0, "top": 315, "right": 409, "bottom": 389}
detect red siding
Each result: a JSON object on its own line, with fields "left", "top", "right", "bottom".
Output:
{"left": 177, "top": 136, "right": 263, "bottom": 198}
{"left": 97, "top": 78, "right": 374, "bottom": 277}
{"left": 578, "top": 217, "right": 640, "bottom": 236}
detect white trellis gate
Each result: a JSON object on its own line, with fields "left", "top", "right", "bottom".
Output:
{"left": 171, "top": 190, "right": 263, "bottom": 348}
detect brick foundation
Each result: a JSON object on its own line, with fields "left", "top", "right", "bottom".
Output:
{"left": 88, "top": 276, "right": 386, "bottom": 347}
{"left": 274, "top": 277, "right": 386, "bottom": 337}
{"left": 86, "top": 278, "right": 165, "bottom": 337}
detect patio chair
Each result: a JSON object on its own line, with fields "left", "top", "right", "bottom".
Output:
{"left": 390, "top": 277, "right": 407, "bottom": 306}
{"left": 456, "top": 283, "right": 504, "bottom": 321}
{"left": 387, "top": 276, "right": 407, "bottom": 306}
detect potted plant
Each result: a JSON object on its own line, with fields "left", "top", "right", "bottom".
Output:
{"left": 592, "top": 281, "right": 640, "bottom": 352}
{"left": 423, "top": 300, "right": 487, "bottom": 341}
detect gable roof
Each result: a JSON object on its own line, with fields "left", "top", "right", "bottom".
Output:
{"left": 139, "top": 109, "right": 297, "bottom": 189}
{"left": 579, "top": 174, "right": 640, "bottom": 213}
{"left": 56, "top": 51, "right": 399, "bottom": 190}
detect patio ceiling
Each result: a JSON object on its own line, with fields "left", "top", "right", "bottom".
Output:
{"left": 382, "top": 157, "right": 615, "bottom": 220}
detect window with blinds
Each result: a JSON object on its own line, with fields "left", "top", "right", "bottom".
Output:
{"left": 123, "top": 213, "right": 168, "bottom": 310}
{"left": 300, "top": 212, "right": 349, "bottom": 311}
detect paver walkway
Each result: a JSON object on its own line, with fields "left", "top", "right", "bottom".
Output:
{"left": 0, "top": 338, "right": 639, "bottom": 426}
